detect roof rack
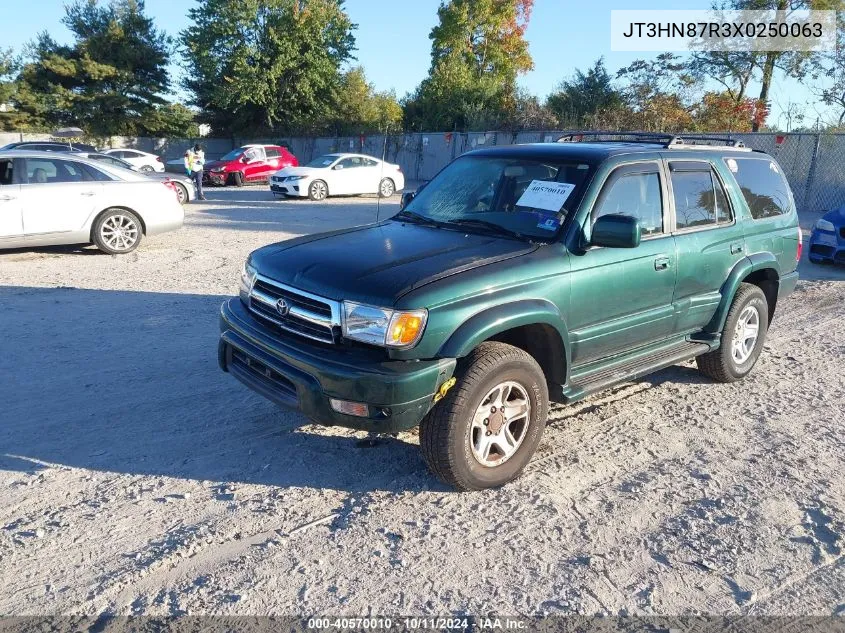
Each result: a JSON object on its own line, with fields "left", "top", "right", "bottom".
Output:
{"left": 556, "top": 131, "right": 674, "bottom": 145}
{"left": 556, "top": 130, "right": 748, "bottom": 150}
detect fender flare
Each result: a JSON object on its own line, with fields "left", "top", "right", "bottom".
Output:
{"left": 706, "top": 252, "right": 780, "bottom": 333}
{"left": 438, "top": 299, "right": 571, "bottom": 379}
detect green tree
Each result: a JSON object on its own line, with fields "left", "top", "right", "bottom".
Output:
{"left": 403, "top": 0, "right": 534, "bottom": 131}
{"left": 14, "top": 0, "right": 182, "bottom": 136}
{"left": 332, "top": 66, "right": 402, "bottom": 134}
{"left": 546, "top": 58, "right": 625, "bottom": 128}
{"left": 0, "top": 49, "right": 21, "bottom": 131}
{"left": 181, "top": 0, "right": 356, "bottom": 136}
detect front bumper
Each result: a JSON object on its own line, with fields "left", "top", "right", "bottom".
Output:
{"left": 204, "top": 172, "right": 228, "bottom": 185}
{"left": 218, "top": 298, "right": 456, "bottom": 432}
{"left": 270, "top": 181, "right": 305, "bottom": 196}
{"left": 808, "top": 229, "right": 845, "bottom": 265}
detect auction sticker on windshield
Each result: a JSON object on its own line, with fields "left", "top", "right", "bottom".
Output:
{"left": 516, "top": 180, "right": 576, "bottom": 212}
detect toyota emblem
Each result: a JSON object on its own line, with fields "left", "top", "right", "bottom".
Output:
{"left": 275, "top": 298, "right": 290, "bottom": 317}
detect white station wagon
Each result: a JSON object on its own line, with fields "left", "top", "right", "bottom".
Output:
{"left": 0, "top": 151, "right": 184, "bottom": 254}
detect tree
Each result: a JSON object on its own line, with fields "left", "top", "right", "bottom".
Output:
{"left": 332, "top": 66, "right": 402, "bottom": 135}
{"left": 181, "top": 0, "right": 356, "bottom": 136}
{"left": 692, "top": 91, "right": 768, "bottom": 131}
{"left": 403, "top": 0, "right": 534, "bottom": 131}
{"left": 615, "top": 53, "right": 697, "bottom": 131}
{"left": 0, "top": 49, "right": 21, "bottom": 131}
{"left": 546, "top": 58, "right": 625, "bottom": 127}
{"left": 13, "top": 0, "right": 183, "bottom": 136}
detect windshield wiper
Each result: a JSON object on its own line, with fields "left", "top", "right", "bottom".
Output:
{"left": 393, "top": 210, "right": 444, "bottom": 228}
{"left": 446, "top": 218, "right": 529, "bottom": 240}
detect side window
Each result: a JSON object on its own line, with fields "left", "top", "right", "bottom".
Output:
{"left": 670, "top": 166, "right": 733, "bottom": 230}
{"left": 0, "top": 159, "right": 13, "bottom": 185}
{"left": 80, "top": 163, "right": 113, "bottom": 182}
{"left": 338, "top": 157, "right": 359, "bottom": 169}
{"left": 25, "top": 158, "right": 90, "bottom": 184}
{"left": 265, "top": 148, "right": 280, "bottom": 159}
{"left": 725, "top": 157, "right": 792, "bottom": 219}
{"left": 110, "top": 150, "right": 126, "bottom": 158}
{"left": 593, "top": 167, "right": 664, "bottom": 236}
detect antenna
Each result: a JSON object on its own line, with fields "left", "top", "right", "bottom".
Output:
{"left": 376, "top": 126, "right": 388, "bottom": 225}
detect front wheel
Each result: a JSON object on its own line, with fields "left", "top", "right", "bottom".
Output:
{"left": 230, "top": 171, "right": 244, "bottom": 187}
{"left": 92, "top": 209, "right": 143, "bottom": 254}
{"left": 308, "top": 180, "right": 328, "bottom": 201}
{"left": 419, "top": 342, "right": 548, "bottom": 491}
{"left": 697, "top": 283, "right": 769, "bottom": 383}
{"left": 378, "top": 178, "right": 395, "bottom": 198}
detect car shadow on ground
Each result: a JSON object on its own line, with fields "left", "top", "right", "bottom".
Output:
{"left": 0, "top": 285, "right": 437, "bottom": 494}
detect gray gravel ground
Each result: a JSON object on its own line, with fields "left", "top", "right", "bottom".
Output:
{"left": 1, "top": 185, "right": 844, "bottom": 617}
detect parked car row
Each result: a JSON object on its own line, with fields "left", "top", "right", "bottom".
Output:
{"left": 0, "top": 141, "right": 165, "bottom": 172}
{"left": 0, "top": 150, "right": 184, "bottom": 254}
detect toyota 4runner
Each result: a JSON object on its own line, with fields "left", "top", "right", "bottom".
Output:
{"left": 219, "top": 133, "right": 801, "bottom": 491}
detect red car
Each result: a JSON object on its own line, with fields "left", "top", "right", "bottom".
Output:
{"left": 204, "top": 144, "right": 298, "bottom": 186}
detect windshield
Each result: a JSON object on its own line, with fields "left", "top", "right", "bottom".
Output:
{"left": 219, "top": 149, "right": 245, "bottom": 162}
{"left": 306, "top": 154, "right": 340, "bottom": 168}
{"left": 398, "top": 155, "right": 593, "bottom": 240}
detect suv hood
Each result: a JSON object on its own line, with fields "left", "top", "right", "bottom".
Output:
{"left": 250, "top": 221, "right": 537, "bottom": 306}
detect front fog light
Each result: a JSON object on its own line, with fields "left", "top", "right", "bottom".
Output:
{"left": 330, "top": 399, "right": 369, "bottom": 417}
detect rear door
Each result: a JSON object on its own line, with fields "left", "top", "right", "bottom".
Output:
{"left": 665, "top": 159, "right": 747, "bottom": 335}
{"left": 0, "top": 158, "right": 23, "bottom": 240}
{"left": 18, "top": 157, "right": 103, "bottom": 235}
{"left": 568, "top": 160, "right": 678, "bottom": 365}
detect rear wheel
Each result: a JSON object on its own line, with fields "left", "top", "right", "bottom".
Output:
{"left": 419, "top": 342, "right": 548, "bottom": 491}
{"left": 173, "top": 182, "right": 189, "bottom": 204}
{"left": 139, "top": 165, "right": 154, "bottom": 173}
{"left": 378, "top": 178, "right": 395, "bottom": 198}
{"left": 697, "top": 283, "right": 769, "bottom": 383}
{"left": 92, "top": 208, "right": 143, "bottom": 255}
{"left": 308, "top": 180, "right": 328, "bottom": 201}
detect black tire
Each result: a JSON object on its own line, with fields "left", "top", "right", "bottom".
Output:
{"left": 231, "top": 171, "right": 245, "bottom": 187}
{"left": 139, "top": 165, "right": 154, "bottom": 173}
{"left": 91, "top": 208, "right": 143, "bottom": 255}
{"left": 378, "top": 178, "right": 395, "bottom": 198}
{"left": 419, "top": 342, "right": 549, "bottom": 491}
{"left": 173, "top": 182, "right": 189, "bottom": 204}
{"left": 308, "top": 179, "right": 328, "bottom": 201}
{"left": 697, "top": 283, "right": 769, "bottom": 383}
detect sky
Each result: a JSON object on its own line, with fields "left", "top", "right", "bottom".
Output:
{"left": 1, "top": 0, "right": 834, "bottom": 128}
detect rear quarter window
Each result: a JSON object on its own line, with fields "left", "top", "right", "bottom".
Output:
{"left": 724, "top": 157, "right": 793, "bottom": 219}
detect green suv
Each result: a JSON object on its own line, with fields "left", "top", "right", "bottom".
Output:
{"left": 219, "top": 133, "right": 801, "bottom": 491}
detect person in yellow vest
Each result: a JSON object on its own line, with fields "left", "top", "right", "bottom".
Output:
{"left": 189, "top": 144, "right": 207, "bottom": 201}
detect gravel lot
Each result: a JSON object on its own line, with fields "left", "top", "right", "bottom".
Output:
{"left": 1, "top": 185, "right": 844, "bottom": 617}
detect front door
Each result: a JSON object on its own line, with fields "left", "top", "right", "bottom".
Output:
{"left": 242, "top": 147, "right": 268, "bottom": 181}
{"left": 568, "top": 161, "right": 677, "bottom": 365}
{"left": 666, "top": 159, "right": 747, "bottom": 334}
{"left": 330, "top": 156, "right": 365, "bottom": 194}
{"left": 0, "top": 158, "right": 22, "bottom": 239}
{"left": 18, "top": 157, "right": 102, "bottom": 235}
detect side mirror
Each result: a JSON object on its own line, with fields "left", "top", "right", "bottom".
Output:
{"left": 591, "top": 214, "right": 641, "bottom": 248}
{"left": 400, "top": 191, "right": 415, "bottom": 210}
{"left": 333, "top": 164, "right": 344, "bottom": 170}
{"left": 239, "top": 156, "right": 248, "bottom": 163}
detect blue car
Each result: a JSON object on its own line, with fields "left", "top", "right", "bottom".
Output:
{"left": 808, "top": 205, "right": 845, "bottom": 265}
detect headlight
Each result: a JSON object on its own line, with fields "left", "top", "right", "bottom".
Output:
{"left": 239, "top": 261, "right": 257, "bottom": 300}
{"left": 814, "top": 219, "right": 835, "bottom": 232}
{"left": 285, "top": 175, "right": 306, "bottom": 181}
{"left": 211, "top": 167, "right": 226, "bottom": 173}
{"left": 342, "top": 301, "right": 427, "bottom": 348}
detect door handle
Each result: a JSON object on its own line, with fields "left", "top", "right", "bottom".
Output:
{"left": 80, "top": 191, "right": 97, "bottom": 196}
{"left": 730, "top": 242, "right": 744, "bottom": 254}
{"left": 654, "top": 256, "right": 671, "bottom": 271}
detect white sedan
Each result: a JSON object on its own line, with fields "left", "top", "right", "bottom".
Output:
{"left": 270, "top": 153, "right": 404, "bottom": 200}
{"left": 101, "top": 148, "right": 165, "bottom": 173}
{"left": 0, "top": 151, "right": 184, "bottom": 254}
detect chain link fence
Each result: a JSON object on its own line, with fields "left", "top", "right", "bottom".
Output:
{"left": 3, "top": 129, "right": 844, "bottom": 213}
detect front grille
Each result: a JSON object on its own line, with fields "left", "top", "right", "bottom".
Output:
{"left": 248, "top": 275, "right": 340, "bottom": 344}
